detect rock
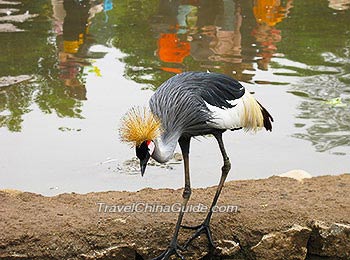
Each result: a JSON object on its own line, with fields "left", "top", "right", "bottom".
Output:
{"left": 308, "top": 220, "right": 350, "bottom": 259}
{"left": 80, "top": 244, "right": 138, "bottom": 259}
{"left": 251, "top": 224, "right": 311, "bottom": 260}
{"left": 215, "top": 239, "right": 241, "bottom": 256}
{"left": 173, "top": 152, "right": 183, "bottom": 161}
{"left": 278, "top": 169, "right": 312, "bottom": 182}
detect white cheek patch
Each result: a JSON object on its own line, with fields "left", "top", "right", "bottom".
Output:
{"left": 148, "top": 141, "right": 155, "bottom": 155}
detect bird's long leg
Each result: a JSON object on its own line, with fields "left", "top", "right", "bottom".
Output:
{"left": 182, "top": 132, "right": 231, "bottom": 250}
{"left": 151, "top": 136, "right": 191, "bottom": 260}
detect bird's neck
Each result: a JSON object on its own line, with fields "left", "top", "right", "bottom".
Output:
{"left": 151, "top": 133, "right": 180, "bottom": 163}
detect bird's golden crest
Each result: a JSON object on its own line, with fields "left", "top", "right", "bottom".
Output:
{"left": 119, "top": 107, "right": 161, "bottom": 147}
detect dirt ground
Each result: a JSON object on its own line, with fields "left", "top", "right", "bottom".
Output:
{"left": 1, "top": 174, "right": 350, "bottom": 260}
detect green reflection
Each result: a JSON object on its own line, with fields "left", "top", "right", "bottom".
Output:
{"left": 0, "top": 0, "right": 101, "bottom": 132}
{"left": 277, "top": 0, "right": 350, "bottom": 66}
{"left": 276, "top": 0, "right": 350, "bottom": 154}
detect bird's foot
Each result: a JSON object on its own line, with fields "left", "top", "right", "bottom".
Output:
{"left": 151, "top": 243, "right": 185, "bottom": 260}
{"left": 181, "top": 222, "right": 215, "bottom": 250}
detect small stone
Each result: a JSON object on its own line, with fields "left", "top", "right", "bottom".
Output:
{"left": 80, "top": 244, "right": 136, "bottom": 259}
{"left": 215, "top": 239, "right": 240, "bottom": 256}
{"left": 251, "top": 224, "right": 311, "bottom": 260}
{"left": 173, "top": 153, "right": 183, "bottom": 161}
{"left": 308, "top": 220, "right": 350, "bottom": 259}
{"left": 278, "top": 169, "right": 312, "bottom": 182}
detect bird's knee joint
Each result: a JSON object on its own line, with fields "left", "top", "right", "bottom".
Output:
{"left": 222, "top": 159, "right": 231, "bottom": 173}
{"left": 182, "top": 186, "right": 191, "bottom": 199}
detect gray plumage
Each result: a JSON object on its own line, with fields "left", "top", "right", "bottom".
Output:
{"left": 149, "top": 71, "right": 247, "bottom": 140}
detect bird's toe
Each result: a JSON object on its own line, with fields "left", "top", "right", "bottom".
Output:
{"left": 151, "top": 244, "right": 185, "bottom": 260}
{"left": 182, "top": 223, "right": 216, "bottom": 250}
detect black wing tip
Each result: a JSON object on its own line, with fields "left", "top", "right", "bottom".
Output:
{"left": 257, "top": 101, "right": 273, "bottom": 132}
{"left": 265, "top": 113, "right": 274, "bottom": 131}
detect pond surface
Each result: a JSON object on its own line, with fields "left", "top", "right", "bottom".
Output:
{"left": 0, "top": 0, "right": 349, "bottom": 195}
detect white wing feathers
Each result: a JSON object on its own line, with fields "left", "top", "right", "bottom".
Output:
{"left": 206, "top": 92, "right": 264, "bottom": 131}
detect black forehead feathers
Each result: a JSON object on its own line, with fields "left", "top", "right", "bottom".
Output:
{"left": 136, "top": 141, "right": 148, "bottom": 160}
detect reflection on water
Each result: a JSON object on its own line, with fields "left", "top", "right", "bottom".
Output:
{"left": 154, "top": 0, "right": 245, "bottom": 71}
{"left": 150, "top": 0, "right": 293, "bottom": 80}
{"left": 53, "top": 0, "right": 104, "bottom": 99}
{"left": 0, "top": 0, "right": 350, "bottom": 157}
{"left": 109, "top": 0, "right": 350, "bottom": 154}
{"left": 272, "top": 0, "right": 350, "bottom": 155}
{"left": 0, "top": 0, "right": 107, "bottom": 131}
{"left": 289, "top": 53, "right": 350, "bottom": 154}
{"left": 114, "top": 0, "right": 294, "bottom": 86}
{"left": 328, "top": 0, "right": 350, "bottom": 10}
{"left": 252, "top": 0, "right": 293, "bottom": 70}
{"left": 0, "top": 1, "right": 86, "bottom": 131}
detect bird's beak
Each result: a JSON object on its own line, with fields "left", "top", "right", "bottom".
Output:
{"left": 140, "top": 161, "right": 147, "bottom": 177}
{"left": 140, "top": 154, "right": 150, "bottom": 177}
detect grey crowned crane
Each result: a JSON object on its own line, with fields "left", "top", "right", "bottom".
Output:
{"left": 120, "top": 71, "right": 273, "bottom": 260}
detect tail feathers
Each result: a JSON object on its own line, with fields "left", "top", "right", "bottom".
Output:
{"left": 240, "top": 93, "right": 264, "bottom": 131}
{"left": 240, "top": 92, "right": 273, "bottom": 132}
{"left": 257, "top": 101, "right": 273, "bottom": 131}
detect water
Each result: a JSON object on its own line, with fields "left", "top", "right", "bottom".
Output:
{"left": 0, "top": 0, "right": 349, "bottom": 196}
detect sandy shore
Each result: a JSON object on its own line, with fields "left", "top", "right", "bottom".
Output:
{"left": 1, "top": 174, "right": 350, "bottom": 259}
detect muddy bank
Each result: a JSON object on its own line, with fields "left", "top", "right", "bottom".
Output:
{"left": 1, "top": 174, "right": 350, "bottom": 260}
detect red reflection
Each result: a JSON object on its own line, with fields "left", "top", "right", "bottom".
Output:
{"left": 252, "top": 0, "right": 293, "bottom": 70}
{"left": 153, "top": 0, "right": 293, "bottom": 79}
{"left": 157, "top": 33, "right": 191, "bottom": 64}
